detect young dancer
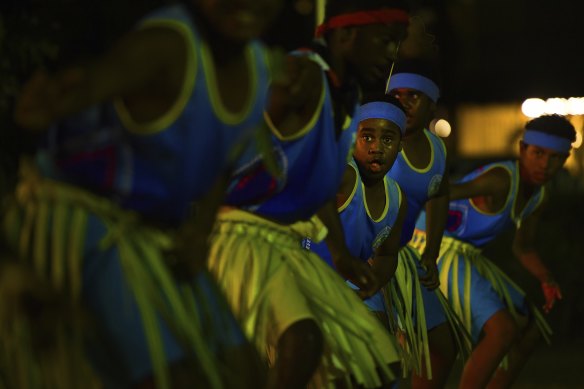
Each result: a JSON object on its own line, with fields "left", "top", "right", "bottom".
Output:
{"left": 209, "top": 1, "right": 411, "bottom": 387}
{"left": 384, "top": 59, "right": 461, "bottom": 388}
{"left": 4, "top": 0, "right": 281, "bottom": 387}
{"left": 311, "top": 96, "right": 407, "bottom": 328}
{"left": 411, "top": 114, "right": 572, "bottom": 388}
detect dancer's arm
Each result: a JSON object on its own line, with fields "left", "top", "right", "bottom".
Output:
{"left": 318, "top": 167, "right": 379, "bottom": 298}
{"left": 265, "top": 55, "right": 324, "bottom": 139}
{"left": 15, "top": 26, "right": 186, "bottom": 132}
{"left": 512, "top": 193, "right": 562, "bottom": 313}
{"left": 449, "top": 167, "right": 509, "bottom": 201}
{"left": 420, "top": 158, "right": 449, "bottom": 290}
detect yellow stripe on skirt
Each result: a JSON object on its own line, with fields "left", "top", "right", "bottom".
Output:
{"left": 1, "top": 164, "right": 223, "bottom": 389}
{"left": 208, "top": 208, "right": 401, "bottom": 388}
{"left": 383, "top": 242, "right": 472, "bottom": 379}
{"left": 410, "top": 229, "right": 552, "bottom": 348}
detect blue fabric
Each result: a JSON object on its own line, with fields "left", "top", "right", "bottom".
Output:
{"left": 414, "top": 252, "right": 447, "bottom": 330}
{"left": 386, "top": 73, "right": 440, "bottom": 103}
{"left": 416, "top": 160, "right": 545, "bottom": 247}
{"left": 358, "top": 102, "right": 407, "bottom": 134}
{"left": 346, "top": 280, "right": 386, "bottom": 311}
{"left": 311, "top": 160, "right": 402, "bottom": 313}
{"left": 398, "top": 245, "right": 447, "bottom": 330}
{"left": 37, "top": 4, "right": 271, "bottom": 226}
{"left": 523, "top": 130, "right": 572, "bottom": 153}
{"left": 387, "top": 129, "right": 447, "bottom": 247}
{"left": 82, "top": 214, "right": 246, "bottom": 384}
{"left": 440, "top": 250, "right": 528, "bottom": 342}
{"left": 227, "top": 51, "right": 358, "bottom": 224}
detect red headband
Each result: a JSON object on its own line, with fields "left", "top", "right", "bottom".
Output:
{"left": 315, "top": 9, "right": 410, "bottom": 38}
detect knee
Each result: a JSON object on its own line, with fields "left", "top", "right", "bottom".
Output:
{"left": 279, "top": 319, "right": 324, "bottom": 359}
{"left": 483, "top": 310, "right": 519, "bottom": 348}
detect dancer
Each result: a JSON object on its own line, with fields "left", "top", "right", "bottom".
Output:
{"left": 385, "top": 58, "right": 461, "bottom": 388}
{"left": 410, "top": 114, "right": 572, "bottom": 388}
{"left": 5, "top": 0, "right": 281, "bottom": 387}
{"left": 310, "top": 96, "right": 407, "bottom": 329}
{"left": 209, "top": 0, "right": 411, "bottom": 387}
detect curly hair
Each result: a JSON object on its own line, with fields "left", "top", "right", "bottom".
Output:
{"left": 525, "top": 114, "right": 576, "bottom": 142}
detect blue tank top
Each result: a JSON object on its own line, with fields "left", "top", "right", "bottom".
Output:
{"left": 226, "top": 51, "right": 358, "bottom": 224}
{"left": 387, "top": 129, "right": 447, "bottom": 246}
{"left": 36, "top": 4, "right": 271, "bottom": 226}
{"left": 312, "top": 160, "right": 403, "bottom": 268}
{"left": 415, "top": 160, "right": 545, "bottom": 247}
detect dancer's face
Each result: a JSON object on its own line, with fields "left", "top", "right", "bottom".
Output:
{"left": 194, "top": 0, "right": 283, "bottom": 43}
{"left": 388, "top": 88, "right": 435, "bottom": 135}
{"left": 519, "top": 142, "right": 569, "bottom": 186}
{"left": 354, "top": 118, "right": 403, "bottom": 182}
{"left": 348, "top": 22, "right": 407, "bottom": 88}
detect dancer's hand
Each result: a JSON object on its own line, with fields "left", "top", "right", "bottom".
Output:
{"left": 541, "top": 278, "right": 562, "bottom": 313}
{"left": 419, "top": 253, "right": 440, "bottom": 291}
{"left": 335, "top": 254, "right": 380, "bottom": 299}
{"left": 15, "top": 68, "right": 85, "bottom": 131}
{"left": 167, "top": 218, "right": 209, "bottom": 280}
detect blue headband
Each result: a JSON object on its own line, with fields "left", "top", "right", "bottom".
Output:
{"left": 386, "top": 73, "right": 440, "bottom": 103}
{"left": 357, "top": 102, "right": 407, "bottom": 134}
{"left": 523, "top": 129, "right": 572, "bottom": 153}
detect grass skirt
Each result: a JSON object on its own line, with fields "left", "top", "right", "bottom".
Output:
{"left": 410, "top": 230, "right": 552, "bottom": 347}
{"left": 208, "top": 208, "right": 401, "bottom": 388}
{"left": 1, "top": 166, "right": 229, "bottom": 389}
{"left": 384, "top": 244, "right": 471, "bottom": 379}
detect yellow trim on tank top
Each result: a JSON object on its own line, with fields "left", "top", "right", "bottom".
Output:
{"left": 114, "top": 19, "right": 198, "bottom": 135}
{"left": 338, "top": 163, "right": 359, "bottom": 212}
{"left": 396, "top": 181, "right": 403, "bottom": 208}
{"left": 401, "top": 129, "right": 435, "bottom": 173}
{"left": 342, "top": 115, "right": 352, "bottom": 131}
{"left": 200, "top": 42, "right": 258, "bottom": 125}
{"left": 468, "top": 163, "right": 514, "bottom": 216}
{"left": 363, "top": 176, "right": 389, "bottom": 222}
{"left": 264, "top": 75, "right": 326, "bottom": 141}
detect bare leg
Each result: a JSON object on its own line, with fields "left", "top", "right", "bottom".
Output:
{"left": 487, "top": 314, "right": 541, "bottom": 389}
{"left": 222, "top": 342, "right": 268, "bottom": 389}
{"left": 411, "top": 322, "right": 457, "bottom": 389}
{"left": 268, "top": 319, "right": 324, "bottom": 389}
{"left": 459, "top": 309, "right": 518, "bottom": 389}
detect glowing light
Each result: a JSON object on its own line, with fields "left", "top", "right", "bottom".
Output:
{"left": 572, "top": 131, "right": 583, "bottom": 149}
{"left": 546, "top": 98, "right": 568, "bottom": 115}
{"left": 522, "top": 97, "right": 584, "bottom": 117}
{"left": 429, "top": 118, "right": 451, "bottom": 138}
{"left": 567, "top": 98, "right": 584, "bottom": 116}
{"left": 522, "top": 98, "right": 546, "bottom": 118}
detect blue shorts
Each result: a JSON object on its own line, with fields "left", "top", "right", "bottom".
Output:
{"left": 82, "top": 214, "right": 246, "bottom": 384}
{"left": 414, "top": 256, "right": 448, "bottom": 331}
{"left": 441, "top": 251, "right": 528, "bottom": 342}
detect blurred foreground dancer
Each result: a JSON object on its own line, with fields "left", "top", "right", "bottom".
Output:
{"left": 3, "top": 0, "right": 283, "bottom": 387}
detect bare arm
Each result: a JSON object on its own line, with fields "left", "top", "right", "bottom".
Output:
{"left": 421, "top": 163, "right": 449, "bottom": 290}
{"left": 512, "top": 192, "right": 562, "bottom": 313}
{"left": 171, "top": 174, "right": 229, "bottom": 278}
{"left": 370, "top": 189, "right": 407, "bottom": 286}
{"left": 15, "top": 26, "right": 185, "bottom": 131}
{"left": 265, "top": 55, "right": 325, "bottom": 139}
{"left": 449, "top": 166, "right": 509, "bottom": 201}
{"left": 318, "top": 186, "right": 379, "bottom": 299}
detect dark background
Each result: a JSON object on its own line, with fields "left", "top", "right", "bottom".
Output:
{"left": 1, "top": 1, "right": 583, "bottom": 386}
